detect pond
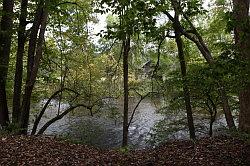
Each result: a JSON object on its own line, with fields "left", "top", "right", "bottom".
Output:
{"left": 29, "top": 97, "right": 231, "bottom": 149}
{"left": 29, "top": 98, "right": 163, "bottom": 149}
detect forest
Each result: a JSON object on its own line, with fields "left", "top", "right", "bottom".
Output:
{"left": 0, "top": 0, "right": 250, "bottom": 165}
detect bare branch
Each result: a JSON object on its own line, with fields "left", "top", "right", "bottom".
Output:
{"left": 127, "top": 91, "right": 157, "bottom": 128}
{"left": 31, "top": 88, "right": 79, "bottom": 135}
{"left": 36, "top": 104, "right": 91, "bottom": 135}
{"left": 129, "top": 88, "right": 142, "bottom": 97}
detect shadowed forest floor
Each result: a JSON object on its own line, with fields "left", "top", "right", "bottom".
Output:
{"left": 0, "top": 135, "right": 249, "bottom": 166}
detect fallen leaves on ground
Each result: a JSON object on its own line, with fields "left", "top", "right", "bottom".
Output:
{"left": 0, "top": 135, "right": 249, "bottom": 166}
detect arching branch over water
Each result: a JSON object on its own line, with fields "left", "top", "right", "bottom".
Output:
{"left": 36, "top": 104, "right": 91, "bottom": 135}
{"left": 31, "top": 88, "right": 79, "bottom": 135}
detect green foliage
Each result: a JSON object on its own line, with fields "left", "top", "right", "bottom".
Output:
{"left": 148, "top": 116, "right": 188, "bottom": 145}
{"left": 227, "top": 129, "right": 250, "bottom": 143}
{"left": 3, "top": 0, "right": 249, "bottom": 147}
{"left": 215, "top": 0, "right": 226, "bottom": 6}
{"left": 182, "top": 0, "right": 208, "bottom": 17}
{"left": 0, "top": 123, "right": 23, "bottom": 136}
{"left": 117, "top": 146, "right": 131, "bottom": 154}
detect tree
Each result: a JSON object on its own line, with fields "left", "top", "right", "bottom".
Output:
{"left": 173, "top": 11, "right": 196, "bottom": 139}
{"left": 122, "top": 36, "right": 130, "bottom": 147}
{"left": 98, "top": 0, "right": 135, "bottom": 147}
{"left": 19, "top": 0, "right": 48, "bottom": 133}
{"left": 163, "top": 0, "right": 236, "bottom": 129}
{"left": 12, "top": 0, "right": 28, "bottom": 125}
{"left": 0, "top": 0, "right": 14, "bottom": 127}
{"left": 233, "top": 0, "right": 250, "bottom": 133}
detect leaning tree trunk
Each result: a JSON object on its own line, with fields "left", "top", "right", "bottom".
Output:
{"left": 179, "top": 16, "right": 236, "bottom": 129}
{"left": 20, "top": 1, "right": 48, "bottom": 134}
{"left": 12, "top": 0, "right": 29, "bottom": 125}
{"left": 174, "top": 13, "right": 196, "bottom": 140}
{"left": 233, "top": 0, "right": 250, "bottom": 133}
{"left": 165, "top": 0, "right": 236, "bottom": 130}
{"left": 122, "top": 36, "right": 130, "bottom": 147}
{"left": 0, "top": 0, "right": 14, "bottom": 127}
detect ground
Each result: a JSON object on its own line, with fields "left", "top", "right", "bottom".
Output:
{"left": 0, "top": 135, "right": 249, "bottom": 166}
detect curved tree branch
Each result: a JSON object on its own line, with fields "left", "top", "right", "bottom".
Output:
{"left": 128, "top": 94, "right": 149, "bottom": 128}
{"left": 31, "top": 88, "right": 79, "bottom": 135}
{"left": 36, "top": 104, "right": 91, "bottom": 135}
{"left": 127, "top": 90, "right": 156, "bottom": 128}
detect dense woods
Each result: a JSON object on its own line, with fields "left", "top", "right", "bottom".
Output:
{"left": 0, "top": 0, "right": 250, "bottom": 162}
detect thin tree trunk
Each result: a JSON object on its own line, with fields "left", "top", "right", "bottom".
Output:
{"left": 20, "top": 1, "right": 48, "bottom": 134}
{"left": 174, "top": 13, "right": 196, "bottom": 140}
{"left": 0, "top": 86, "right": 9, "bottom": 127}
{"left": 181, "top": 18, "right": 235, "bottom": 129}
{"left": 233, "top": 0, "right": 250, "bottom": 133}
{"left": 205, "top": 94, "right": 217, "bottom": 137}
{"left": 0, "top": 0, "right": 14, "bottom": 127}
{"left": 122, "top": 36, "right": 130, "bottom": 147}
{"left": 12, "top": 0, "right": 29, "bottom": 125}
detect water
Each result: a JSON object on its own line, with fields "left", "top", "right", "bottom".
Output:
{"left": 30, "top": 98, "right": 163, "bottom": 149}
{"left": 30, "top": 98, "right": 231, "bottom": 149}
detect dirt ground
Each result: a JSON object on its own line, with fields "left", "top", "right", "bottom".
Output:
{"left": 0, "top": 135, "right": 249, "bottom": 166}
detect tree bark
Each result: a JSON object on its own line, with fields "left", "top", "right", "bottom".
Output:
{"left": 12, "top": 0, "right": 29, "bottom": 125}
{"left": 239, "top": 86, "right": 250, "bottom": 133}
{"left": 122, "top": 36, "right": 130, "bottom": 147}
{"left": 218, "top": 85, "right": 235, "bottom": 129}
{"left": 0, "top": 0, "right": 14, "bottom": 127}
{"left": 174, "top": 13, "right": 196, "bottom": 140}
{"left": 20, "top": 1, "right": 48, "bottom": 134}
{"left": 233, "top": 0, "right": 250, "bottom": 133}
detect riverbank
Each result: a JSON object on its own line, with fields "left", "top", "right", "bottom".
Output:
{"left": 0, "top": 135, "right": 249, "bottom": 165}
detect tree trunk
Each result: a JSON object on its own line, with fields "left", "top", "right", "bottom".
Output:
{"left": 205, "top": 94, "right": 217, "bottom": 137}
{"left": 218, "top": 85, "right": 235, "bottom": 129}
{"left": 20, "top": 1, "right": 48, "bottom": 134}
{"left": 239, "top": 86, "right": 250, "bottom": 133}
{"left": 0, "top": 0, "right": 14, "bottom": 127}
{"left": 233, "top": 0, "right": 250, "bottom": 133}
{"left": 12, "top": 0, "right": 29, "bottom": 125}
{"left": 174, "top": 14, "right": 196, "bottom": 140}
{"left": 122, "top": 36, "right": 130, "bottom": 147}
